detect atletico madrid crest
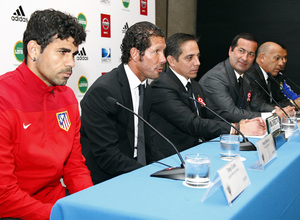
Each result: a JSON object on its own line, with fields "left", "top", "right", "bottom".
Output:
{"left": 56, "top": 111, "right": 71, "bottom": 131}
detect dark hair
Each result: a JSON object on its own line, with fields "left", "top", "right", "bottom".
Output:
{"left": 165, "top": 33, "right": 198, "bottom": 61}
{"left": 23, "top": 9, "right": 86, "bottom": 63}
{"left": 230, "top": 33, "right": 258, "bottom": 51}
{"left": 120, "top": 21, "right": 164, "bottom": 63}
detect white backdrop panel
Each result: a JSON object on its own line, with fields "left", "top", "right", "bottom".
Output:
{"left": 0, "top": 0, "right": 155, "bottom": 112}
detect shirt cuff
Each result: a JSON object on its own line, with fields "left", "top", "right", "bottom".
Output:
{"left": 261, "top": 112, "right": 273, "bottom": 120}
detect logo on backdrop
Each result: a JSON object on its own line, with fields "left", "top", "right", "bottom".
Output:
{"left": 77, "top": 47, "right": 88, "bottom": 61}
{"left": 11, "top": 5, "right": 28, "bottom": 22}
{"left": 77, "top": 13, "right": 87, "bottom": 29}
{"left": 101, "top": 48, "right": 111, "bottom": 63}
{"left": 78, "top": 76, "right": 88, "bottom": 93}
{"left": 122, "top": 0, "right": 130, "bottom": 8}
{"left": 14, "top": 41, "right": 24, "bottom": 62}
{"left": 122, "top": 22, "right": 129, "bottom": 34}
{"left": 140, "top": 0, "right": 148, "bottom": 16}
{"left": 101, "top": 14, "right": 111, "bottom": 38}
{"left": 56, "top": 111, "right": 71, "bottom": 131}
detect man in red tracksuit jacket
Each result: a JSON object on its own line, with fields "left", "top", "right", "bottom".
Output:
{"left": 0, "top": 9, "right": 92, "bottom": 219}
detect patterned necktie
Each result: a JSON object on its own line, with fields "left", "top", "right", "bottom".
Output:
{"left": 267, "top": 77, "right": 273, "bottom": 104}
{"left": 137, "top": 84, "right": 146, "bottom": 165}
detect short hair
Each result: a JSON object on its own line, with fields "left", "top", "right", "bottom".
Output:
{"left": 165, "top": 33, "right": 198, "bottom": 61}
{"left": 23, "top": 9, "right": 86, "bottom": 63}
{"left": 230, "top": 33, "right": 258, "bottom": 51}
{"left": 120, "top": 21, "right": 164, "bottom": 64}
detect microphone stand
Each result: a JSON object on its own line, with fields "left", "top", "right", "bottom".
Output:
{"left": 247, "top": 74, "right": 294, "bottom": 140}
{"left": 181, "top": 93, "right": 256, "bottom": 151}
{"left": 249, "top": 77, "right": 290, "bottom": 118}
{"left": 279, "top": 72, "right": 300, "bottom": 92}
{"left": 106, "top": 96, "right": 185, "bottom": 180}
{"left": 268, "top": 73, "right": 300, "bottom": 111}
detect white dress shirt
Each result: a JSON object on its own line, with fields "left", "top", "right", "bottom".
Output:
{"left": 124, "top": 64, "right": 146, "bottom": 157}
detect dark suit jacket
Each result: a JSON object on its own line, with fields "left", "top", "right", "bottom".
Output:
{"left": 246, "top": 62, "right": 291, "bottom": 107}
{"left": 199, "top": 58, "right": 274, "bottom": 122}
{"left": 147, "top": 68, "right": 231, "bottom": 161}
{"left": 80, "top": 64, "right": 148, "bottom": 184}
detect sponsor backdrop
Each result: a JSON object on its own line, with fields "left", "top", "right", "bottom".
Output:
{"left": 0, "top": 0, "right": 154, "bottom": 112}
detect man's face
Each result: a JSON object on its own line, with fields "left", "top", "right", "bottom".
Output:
{"left": 228, "top": 38, "right": 257, "bottom": 75}
{"left": 137, "top": 36, "right": 166, "bottom": 81}
{"left": 261, "top": 44, "right": 285, "bottom": 76}
{"left": 281, "top": 48, "right": 288, "bottom": 71}
{"left": 169, "top": 40, "right": 200, "bottom": 80}
{"left": 33, "top": 37, "right": 78, "bottom": 86}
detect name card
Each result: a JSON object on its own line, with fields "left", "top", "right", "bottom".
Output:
{"left": 217, "top": 155, "right": 251, "bottom": 206}
{"left": 266, "top": 114, "right": 280, "bottom": 135}
{"left": 249, "top": 134, "right": 277, "bottom": 171}
{"left": 257, "top": 134, "right": 277, "bottom": 167}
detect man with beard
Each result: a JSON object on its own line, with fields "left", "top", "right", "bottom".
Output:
{"left": 80, "top": 22, "right": 166, "bottom": 183}
{"left": 147, "top": 33, "right": 266, "bottom": 161}
{"left": 0, "top": 9, "right": 93, "bottom": 219}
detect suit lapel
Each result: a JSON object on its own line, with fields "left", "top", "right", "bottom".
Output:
{"left": 117, "top": 64, "right": 134, "bottom": 149}
{"left": 254, "top": 63, "right": 268, "bottom": 90}
{"left": 166, "top": 68, "right": 187, "bottom": 92}
{"left": 166, "top": 68, "right": 198, "bottom": 114}
{"left": 225, "top": 59, "right": 240, "bottom": 98}
{"left": 144, "top": 81, "right": 151, "bottom": 120}
{"left": 191, "top": 80, "right": 205, "bottom": 115}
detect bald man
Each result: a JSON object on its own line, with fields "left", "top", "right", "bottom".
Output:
{"left": 200, "top": 34, "right": 290, "bottom": 123}
{"left": 246, "top": 42, "right": 295, "bottom": 110}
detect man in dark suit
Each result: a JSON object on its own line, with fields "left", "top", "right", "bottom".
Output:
{"left": 246, "top": 42, "right": 295, "bottom": 109}
{"left": 80, "top": 22, "right": 166, "bottom": 184}
{"left": 199, "top": 33, "right": 290, "bottom": 123}
{"left": 147, "top": 33, "right": 266, "bottom": 161}
{"left": 278, "top": 45, "right": 300, "bottom": 106}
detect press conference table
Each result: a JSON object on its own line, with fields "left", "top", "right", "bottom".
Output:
{"left": 50, "top": 132, "right": 300, "bottom": 220}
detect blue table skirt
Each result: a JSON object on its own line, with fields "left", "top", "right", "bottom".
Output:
{"left": 50, "top": 136, "right": 300, "bottom": 220}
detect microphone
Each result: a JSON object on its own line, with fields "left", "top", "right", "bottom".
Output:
{"left": 106, "top": 96, "right": 185, "bottom": 180}
{"left": 268, "top": 73, "right": 300, "bottom": 111}
{"left": 279, "top": 72, "right": 300, "bottom": 92}
{"left": 246, "top": 74, "right": 290, "bottom": 118}
{"left": 181, "top": 93, "right": 256, "bottom": 151}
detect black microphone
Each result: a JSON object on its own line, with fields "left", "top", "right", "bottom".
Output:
{"left": 268, "top": 73, "right": 300, "bottom": 111}
{"left": 181, "top": 93, "right": 256, "bottom": 151}
{"left": 279, "top": 72, "right": 300, "bottom": 92}
{"left": 106, "top": 96, "right": 185, "bottom": 180}
{"left": 246, "top": 73, "right": 290, "bottom": 118}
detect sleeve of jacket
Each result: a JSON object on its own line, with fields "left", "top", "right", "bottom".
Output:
{"left": 80, "top": 84, "right": 143, "bottom": 177}
{"left": 283, "top": 81, "right": 300, "bottom": 101}
{"left": 271, "top": 75, "right": 293, "bottom": 107}
{"left": 150, "top": 81, "right": 231, "bottom": 140}
{"left": 63, "top": 105, "right": 93, "bottom": 194}
{"left": 243, "top": 75, "right": 275, "bottom": 113}
{"left": 0, "top": 112, "right": 52, "bottom": 220}
{"left": 200, "top": 68, "right": 260, "bottom": 121}
{"left": 248, "top": 89, "right": 275, "bottom": 112}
